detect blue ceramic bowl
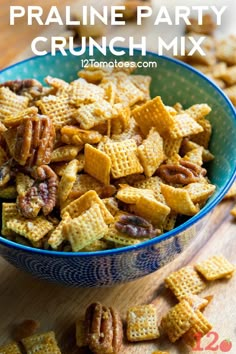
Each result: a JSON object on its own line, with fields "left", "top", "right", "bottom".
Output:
{"left": 0, "top": 49, "right": 235, "bottom": 287}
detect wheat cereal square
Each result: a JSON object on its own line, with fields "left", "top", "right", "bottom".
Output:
{"left": 58, "top": 159, "right": 82, "bottom": 204}
{"left": 47, "top": 212, "right": 71, "bottom": 250}
{"left": 0, "top": 342, "right": 22, "bottom": 354}
{"left": 165, "top": 266, "right": 207, "bottom": 300}
{"left": 131, "top": 195, "right": 170, "bottom": 228}
{"left": 170, "top": 113, "right": 203, "bottom": 139}
{"left": 104, "top": 139, "right": 143, "bottom": 178}
{"left": 132, "top": 96, "right": 175, "bottom": 136}
{"left": 73, "top": 99, "right": 116, "bottom": 130}
{"left": 69, "top": 79, "right": 105, "bottom": 105}
{"left": 6, "top": 216, "right": 54, "bottom": 242}
{"left": 182, "top": 310, "right": 213, "bottom": 347}
{"left": 51, "top": 145, "right": 82, "bottom": 162}
{"left": 137, "top": 128, "right": 165, "bottom": 177}
{"left": 190, "top": 117, "right": 212, "bottom": 148}
{"left": 185, "top": 104, "right": 212, "bottom": 121}
{"left": 161, "top": 300, "right": 195, "bottom": 343}
{"left": 63, "top": 203, "right": 108, "bottom": 251}
{"left": 84, "top": 143, "right": 111, "bottom": 185}
{"left": 21, "top": 331, "right": 61, "bottom": 354}
{"left": 0, "top": 87, "right": 29, "bottom": 120}
{"left": 61, "top": 190, "right": 113, "bottom": 223}
{"left": 195, "top": 255, "right": 235, "bottom": 280}
{"left": 184, "top": 182, "right": 216, "bottom": 203}
{"left": 127, "top": 304, "right": 160, "bottom": 342}
{"left": 75, "top": 320, "right": 87, "bottom": 348}
{"left": 116, "top": 184, "right": 155, "bottom": 204}
{"left": 224, "top": 85, "right": 236, "bottom": 106}
{"left": 231, "top": 205, "right": 236, "bottom": 218}
{"left": 223, "top": 182, "right": 236, "bottom": 199}
{"left": 36, "top": 94, "right": 76, "bottom": 130}
{"left": 161, "top": 184, "right": 199, "bottom": 216}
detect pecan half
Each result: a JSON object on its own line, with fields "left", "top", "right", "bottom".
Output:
{"left": 85, "top": 302, "right": 123, "bottom": 354}
{"left": 17, "top": 165, "right": 58, "bottom": 218}
{"left": 157, "top": 159, "right": 206, "bottom": 185}
{"left": 0, "top": 79, "right": 43, "bottom": 98}
{"left": 4, "top": 114, "right": 55, "bottom": 167}
{"left": 115, "top": 214, "right": 160, "bottom": 238}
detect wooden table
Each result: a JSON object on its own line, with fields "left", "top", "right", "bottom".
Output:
{"left": 0, "top": 1, "right": 236, "bottom": 353}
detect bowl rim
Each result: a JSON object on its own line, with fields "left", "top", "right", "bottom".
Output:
{"left": 0, "top": 49, "right": 235, "bottom": 257}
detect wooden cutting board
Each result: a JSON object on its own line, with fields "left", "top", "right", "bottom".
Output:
{"left": 0, "top": 201, "right": 235, "bottom": 354}
{"left": 0, "top": 1, "right": 236, "bottom": 353}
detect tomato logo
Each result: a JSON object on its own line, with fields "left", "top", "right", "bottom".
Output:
{"left": 219, "top": 339, "right": 232, "bottom": 352}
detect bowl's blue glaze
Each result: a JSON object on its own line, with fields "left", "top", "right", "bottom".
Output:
{"left": 0, "top": 49, "right": 235, "bottom": 287}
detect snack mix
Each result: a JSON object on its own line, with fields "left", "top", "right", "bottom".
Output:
{"left": 0, "top": 63, "right": 216, "bottom": 252}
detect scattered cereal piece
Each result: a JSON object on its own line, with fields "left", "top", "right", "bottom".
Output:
{"left": 21, "top": 331, "right": 61, "bottom": 354}
{"left": 186, "top": 14, "right": 216, "bottom": 35}
{"left": 165, "top": 266, "right": 207, "bottom": 300}
{"left": 127, "top": 304, "right": 160, "bottom": 342}
{"left": 182, "top": 294, "right": 211, "bottom": 311}
{"left": 195, "top": 255, "right": 235, "bottom": 281}
{"left": 216, "top": 35, "right": 236, "bottom": 65}
{"left": 219, "top": 65, "right": 236, "bottom": 85}
{"left": 231, "top": 205, "right": 236, "bottom": 218}
{"left": 182, "top": 310, "right": 213, "bottom": 347}
{"left": 223, "top": 182, "right": 236, "bottom": 199}
{"left": 0, "top": 342, "right": 22, "bottom": 354}
{"left": 161, "top": 300, "right": 195, "bottom": 343}
{"left": 130, "top": 74, "right": 151, "bottom": 101}
{"left": 223, "top": 85, "right": 236, "bottom": 106}
{"left": 75, "top": 320, "right": 87, "bottom": 348}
